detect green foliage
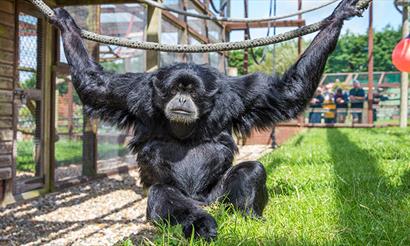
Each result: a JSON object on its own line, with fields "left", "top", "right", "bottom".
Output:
{"left": 228, "top": 26, "right": 402, "bottom": 75}
{"left": 326, "top": 26, "right": 401, "bottom": 73}
{"left": 101, "top": 61, "right": 125, "bottom": 73}
{"left": 142, "top": 128, "right": 410, "bottom": 245}
{"left": 228, "top": 41, "right": 305, "bottom": 76}
{"left": 228, "top": 49, "right": 254, "bottom": 75}
{"left": 20, "top": 74, "right": 37, "bottom": 89}
{"left": 249, "top": 41, "right": 305, "bottom": 76}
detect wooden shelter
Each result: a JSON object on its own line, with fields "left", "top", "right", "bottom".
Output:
{"left": 0, "top": 0, "right": 304, "bottom": 205}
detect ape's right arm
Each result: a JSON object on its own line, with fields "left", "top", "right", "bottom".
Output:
{"left": 52, "top": 8, "right": 152, "bottom": 126}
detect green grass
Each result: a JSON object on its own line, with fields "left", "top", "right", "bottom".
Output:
{"left": 132, "top": 128, "right": 410, "bottom": 245}
{"left": 16, "top": 139, "right": 129, "bottom": 172}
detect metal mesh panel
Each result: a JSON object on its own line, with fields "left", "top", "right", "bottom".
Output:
{"left": 15, "top": 13, "right": 43, "bottom": 190}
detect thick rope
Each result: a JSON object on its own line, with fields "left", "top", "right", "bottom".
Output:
{"left": 29, "top": 0, "right": 372, "bottom": 53}
{"left": 137, "top": 0, "right": 339, "bottom": 23}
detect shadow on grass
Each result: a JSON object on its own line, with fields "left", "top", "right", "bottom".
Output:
{"left": 326, "top": 129, "right": 410, "bottom": 244}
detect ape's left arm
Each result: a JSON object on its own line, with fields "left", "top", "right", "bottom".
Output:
{"left": 229, "top": 0, "right": 363, "bottom": 135}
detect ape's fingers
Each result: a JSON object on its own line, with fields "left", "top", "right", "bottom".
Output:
{"left": 330, "top": 0, "right": 365, "bottom": 21}
{"left": 51, "top": 8, "right": 82, "bottom": 34}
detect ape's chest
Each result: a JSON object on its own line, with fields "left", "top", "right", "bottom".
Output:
{"left": 137, "top": 138, "right": 235, "bottom": 194}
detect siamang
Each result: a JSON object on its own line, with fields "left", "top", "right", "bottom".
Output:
{"left": 51, "top": 0, "right": 362, "bottom": 241}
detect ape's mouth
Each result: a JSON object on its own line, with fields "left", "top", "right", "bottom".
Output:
{"left": 166, "top": 107, "right": 198, "bottom": 124}
{"left": 170, "top": 108, "right": 193, "bottom": 115}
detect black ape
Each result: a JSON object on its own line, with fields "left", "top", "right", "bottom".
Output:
{"left": 51, "top": 0, "right": 362, "bottom": 240}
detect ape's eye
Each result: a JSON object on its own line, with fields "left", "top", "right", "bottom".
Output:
{"left": 191, "top": 91, "right": 198, "bottom": 98}
{"left": 171, "top": 89, "right": 177, "bottom": 95}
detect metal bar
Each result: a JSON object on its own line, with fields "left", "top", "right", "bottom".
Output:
{"left": 400, "top": 3, "right": 409, "bottom": 127}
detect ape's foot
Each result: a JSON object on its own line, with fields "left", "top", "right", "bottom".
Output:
{"left": 183, "top": 213, "right": 217, "bottom": 242}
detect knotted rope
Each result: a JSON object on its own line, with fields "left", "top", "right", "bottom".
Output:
{"left": 29, "top": 0, "right": 372, "bottom": 53}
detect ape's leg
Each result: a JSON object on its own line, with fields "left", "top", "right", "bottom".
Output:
{"left": 147, "top": 184, "right": 217, "bottom": 241}
{"left": 208, "top": 161, "right": 268, "bottom": 217}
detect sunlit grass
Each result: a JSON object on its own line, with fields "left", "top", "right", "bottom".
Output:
{"left": 124, "top": 128, "right": 410, "bottom": 245}
{"left": 16, "top": 139, "right": 129, "bottom": 172}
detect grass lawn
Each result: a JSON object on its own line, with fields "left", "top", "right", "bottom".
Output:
{"left": 16, "top": 139, "right": 129, "bottom": 172}
{"left": 132, "top": 128, "right": 410, "bottom": 245}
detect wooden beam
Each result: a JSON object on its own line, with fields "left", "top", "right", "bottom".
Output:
{"left": 225, "top": 20, "right": 305, "bottom": 31}
{"left": 82, "top": 6, "right": 100, "bottom": 177}
{"left": 146, "top": 0, "right": 161, "bottom": 71}
{"left": 56, "top": 0, "right": 138, "bottom": 6}
{"left": 0, "top": 155, "right": 12, "bottom": 168}
{"left": 41, "top": 17, "right": 57, "bottom": 192}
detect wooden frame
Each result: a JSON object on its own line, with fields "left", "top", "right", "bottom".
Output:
{"left": 13, "top": 0, "right": 47, "bottom": 195}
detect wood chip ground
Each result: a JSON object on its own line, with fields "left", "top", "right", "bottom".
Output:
{"left": 0, "top": 145, "right": 271, "bottom": 245}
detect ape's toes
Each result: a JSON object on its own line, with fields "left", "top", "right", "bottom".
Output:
{"left": 183, "top": 214, "right": 217, "bottom": 241}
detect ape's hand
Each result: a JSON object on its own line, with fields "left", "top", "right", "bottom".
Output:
{"left": 50, "top": 8, "right": 81, "bottom": 35}
{"left": 330, "top": 0, "right": 365, "bottom": 22}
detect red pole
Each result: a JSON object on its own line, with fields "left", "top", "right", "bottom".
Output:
{"left": 298, "top": 0, "right": 302, "bottom": 55}
{"left": 368, "top": 1, "right": 374, "bottom": 124}
{"left": 243, "top": 0, "right": 249, "bottom": 74}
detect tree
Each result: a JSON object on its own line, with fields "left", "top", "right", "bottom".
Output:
{"left": 228, "top": 25, "right": 402, "bottom": 75}
{"left": 229, "top": 40, "right": 305, "bottom": 76}
{"left": 325, "top": 25, "right": 402, "bottom": 73}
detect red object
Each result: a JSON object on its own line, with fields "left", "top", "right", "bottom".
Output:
{"left": 392, "top": 36, "right": 410, "bottom": 72}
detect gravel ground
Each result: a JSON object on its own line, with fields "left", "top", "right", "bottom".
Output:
{"left": 0, "top": 145, "right": 271, "bottom": 246}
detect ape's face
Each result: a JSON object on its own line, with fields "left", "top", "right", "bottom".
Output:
{"left": 153, "top": 70, "right": 212, "bottom": 126}
{"left": 164, "top": 82, "right": 199, "bottom": 124}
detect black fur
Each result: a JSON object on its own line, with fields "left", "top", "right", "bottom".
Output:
{"left": 52, "top": 0, "right": 361, "bottom": 240}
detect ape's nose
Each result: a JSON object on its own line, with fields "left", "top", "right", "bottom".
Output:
{"left": 179, "top": 97, "right": 187, "bottom": 104}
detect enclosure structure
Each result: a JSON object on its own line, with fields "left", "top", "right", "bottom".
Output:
{"left": 0, "top": 0, "right": 397, "bottom": 204}
{"left": 0, "top": 0, "right": 239, "bottom": 205}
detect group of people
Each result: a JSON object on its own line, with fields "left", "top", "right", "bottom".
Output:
{"left": 309, "top": 80, "right": 366, "bottom": 124}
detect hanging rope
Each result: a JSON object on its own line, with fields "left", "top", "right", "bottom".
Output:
{"left": 29, "top": 0, "right": 372, "bottom": 53}
{"left": 137, "top": 0, "right": 339, "bottom": 23}
{"left": 209, "top": 0, "right": 229, "bottom": 15}
{"left": 248, "top": 0, "right": 275, "bottom": 65}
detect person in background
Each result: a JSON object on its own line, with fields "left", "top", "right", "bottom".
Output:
{"left": 323, "top": 84, "right": 336, "bottom": 124}
{"left": 309, "top": 88, "right": 324, "bottom": 123}
{"left": 371, "top": 87, "right": 388, "bottom": 122}
{"left": 349, "top": 80, "right": 366, "bottom": 123}
{"left": 334, "top": 87, "right": 349, "bottom": 123}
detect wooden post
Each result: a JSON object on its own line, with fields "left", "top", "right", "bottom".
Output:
{"left": 181, "top": 0, "right": 188, "bottom": 62}
{"left": 367, "top": 1, "right": 374, "bottom": 124}
{"left": 67, "top": 79, "right": 74, "bottom": 139}
{"left": 82, "top": 6, "right": 100, "bottom": 177}
{"left": 297, "top": 0, "right": 302, "bottom": 55}
{"left": 400, "top": 2, "right": 409, "bottom": 128}
{"left": 42, "top": 14, "right": 57, "bottom": 192}
{"left": 146, "top": 0, "right": 161, "bottom": 71}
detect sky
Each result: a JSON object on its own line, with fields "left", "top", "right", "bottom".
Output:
{"left": 228, "top": 0, "right": 403, "bottom": 41}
